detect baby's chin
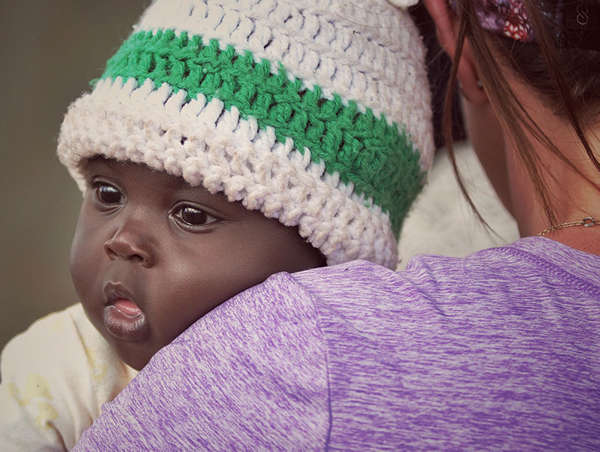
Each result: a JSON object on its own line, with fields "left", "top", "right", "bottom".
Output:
{"left": 111, "top": 339, "right": 161, "bottom": 371}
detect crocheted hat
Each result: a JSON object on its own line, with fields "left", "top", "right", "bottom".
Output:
{"left": 57, "top": 0, "right": 434, "bottom": 268}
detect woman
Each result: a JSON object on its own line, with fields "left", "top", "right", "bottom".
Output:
{"left": 74, "top": 0, "right": 600, "bottom": 449}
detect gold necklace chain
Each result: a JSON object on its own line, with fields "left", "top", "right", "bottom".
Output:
{"left": 537, "top": 216, "right": 600, "bottom": 236}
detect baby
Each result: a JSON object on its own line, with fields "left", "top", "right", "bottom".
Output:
{"left": 0, "top": 0, "right": 433, "bottom": 449}
{"left": 71, "top": 156, "right": 326, "bottom": 370}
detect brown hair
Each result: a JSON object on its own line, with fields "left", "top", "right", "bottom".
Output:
{"left": 443, "top": 0, "right": 600, "bottom": 227}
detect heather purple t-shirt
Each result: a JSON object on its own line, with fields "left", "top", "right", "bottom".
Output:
{"left": 75, "top": 237, "right": 600, "bottom": 450}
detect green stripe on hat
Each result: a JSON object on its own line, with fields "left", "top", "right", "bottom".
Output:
{"left": 99, "top": 29, "right": 424, "bottom": 234}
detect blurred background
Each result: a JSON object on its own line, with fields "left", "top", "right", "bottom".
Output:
{"left": 0, "top": 1, "right": 516, "bottom": 352}
{"left": 0, "top": 1, "right": 149, "bottom": 351}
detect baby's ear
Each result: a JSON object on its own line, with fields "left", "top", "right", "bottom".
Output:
{"left": 424, "top": 0, "right": 487, "bottom": 105}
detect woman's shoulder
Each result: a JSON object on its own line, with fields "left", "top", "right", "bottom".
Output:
{"left": 285, "top": 238, "right": 600, "bottom": 449}
{"left": 75, "top": 240, "right": 600, "bottom": 450}
{"left": 293, "top": 236, "right": 600, "bottom": 304}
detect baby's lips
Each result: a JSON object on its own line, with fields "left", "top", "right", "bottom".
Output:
{"left": 112, "top": 299, "right": 143, "bottom": 318}
{"left": 103, "top": 281, "right": 139, "bottom": 308}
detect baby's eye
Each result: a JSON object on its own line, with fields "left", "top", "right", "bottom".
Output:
{"left": 172, "top": 204, "right": 219, "bottom": 230}
{"left": 94, "top": 182, "right": 123, "bottom": 205}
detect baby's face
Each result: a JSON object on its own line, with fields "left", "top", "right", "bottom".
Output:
{"left": 71, "top": 157, "right": 324, "bottom": 370}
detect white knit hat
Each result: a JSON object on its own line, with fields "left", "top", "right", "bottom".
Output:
{"left": 58, "top": 0, "right": 433, "bottom": 268}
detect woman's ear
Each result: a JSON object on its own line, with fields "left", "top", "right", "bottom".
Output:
{"left": 424, "top": 0, "right": 488, "bottom": 105}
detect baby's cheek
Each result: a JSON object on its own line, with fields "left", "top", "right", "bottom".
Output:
{"left": 69, "top": 220, "right": 100, "bottom": 301}
{"left": 69, "top": 252, "right": 86, "bottom": 298}
{"left": 150, "top": 272, "right": 224, "bottom": 345}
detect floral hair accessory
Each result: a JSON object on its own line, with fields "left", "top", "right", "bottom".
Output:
{"left": 475, "top": 0, "right": 536, "bottom": 41}
{"left": 450, "top": 0, "right": 600, "bottom": 49}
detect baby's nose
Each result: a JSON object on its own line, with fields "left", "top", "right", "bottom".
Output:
{"left": 104, "top": 222, "right": 155, "bottom": 268}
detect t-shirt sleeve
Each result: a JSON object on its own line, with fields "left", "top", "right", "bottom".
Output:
{"left": 1, "top": 307, "right": 82, "bottom": 450}
{"left": 0, "top": 344, "right": 62, "bottom": 451}
{"left": 74, "top": 272, "right": 331, "bottom": 450}
{"left": 0, "top": 304, "right": 134, "bottom": 451}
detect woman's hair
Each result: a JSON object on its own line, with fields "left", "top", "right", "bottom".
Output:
{"left": 443, "top": 0, "right": 600, "bottom": 226}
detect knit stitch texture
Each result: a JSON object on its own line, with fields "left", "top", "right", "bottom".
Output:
{"left": 57, "top": 0, "right": 434, "bottom": 268}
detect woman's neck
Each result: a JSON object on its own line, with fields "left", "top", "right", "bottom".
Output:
{"left": 504, "top": 93, "right": 600, "bottom": 254}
